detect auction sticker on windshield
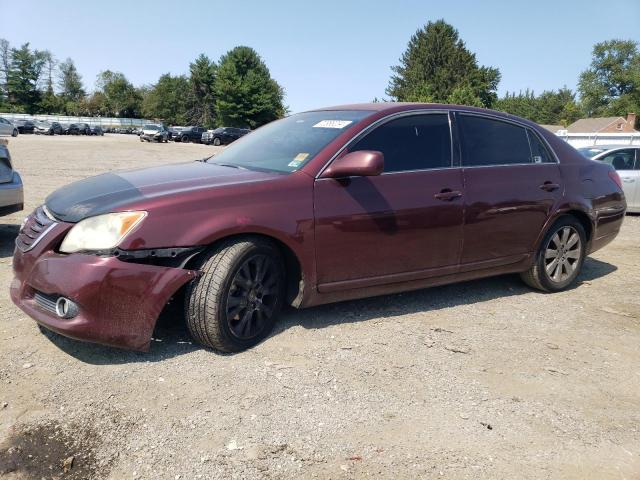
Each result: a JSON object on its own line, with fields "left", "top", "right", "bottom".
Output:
{"left": 313, "top": 120, "right": 353, "bottom": 129}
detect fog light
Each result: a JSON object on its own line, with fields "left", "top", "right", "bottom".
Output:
{"left": 55, "top": 297, "right": 78, "bottom": 319}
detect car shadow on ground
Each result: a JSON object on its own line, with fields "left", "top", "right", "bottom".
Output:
{"left": 0, "top": 224, "right": 20, "bottom": 258}
{"left": 38, "top": 257, "right": 617, "bottom": 365}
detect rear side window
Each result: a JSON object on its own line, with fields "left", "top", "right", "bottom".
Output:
{"left": 459, "top": 115, "right": 532, "bottom": 166}
{"left": 527, "top": 131, "right": 555, "bottom": 163}
{"left": 350, "top": 114, "right": 451, "bottom": 172}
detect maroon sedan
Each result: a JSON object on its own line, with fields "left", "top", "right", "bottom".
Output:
{"left": 11, "top": 104, "right": 626, "bottom": 352}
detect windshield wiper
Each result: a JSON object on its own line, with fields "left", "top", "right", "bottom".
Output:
{"left": 211, "top": 162, "right": 248, "bottom": 170}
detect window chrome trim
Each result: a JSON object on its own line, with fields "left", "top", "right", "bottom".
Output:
{"left": 315, "top": 109, "right": 454, "bottom": 179}
{"left": 454, "top": 110, "right": 560, "bottom": 165}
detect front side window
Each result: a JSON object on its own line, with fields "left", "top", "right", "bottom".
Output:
{"left": 206, "top": 110, "right": 373, "bottom": 173}
{"left": 459, "top": 115, "right": 532, "bottom": 166}
{"left": 600, "top": 149, "right": 636, "bottom": 171}
{"left": 349, "top": 113, "right": 452, "bottom": 172}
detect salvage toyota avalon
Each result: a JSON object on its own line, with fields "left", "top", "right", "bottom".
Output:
{"left": 11, "top": 103, "right": 626, "bottom": 352}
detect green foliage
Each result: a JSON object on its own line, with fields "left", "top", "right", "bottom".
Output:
{"left": 143, "top": 73, "right": 190, "bottom": 125}
{"left": 494, "top": 87, "right": 582, "bottom": 126}
{"left": 6, "top": 43, "right": 45, "bottom": 114}
{"left": 214, "top": 46, "right": 285, "bottom": 129}
{"left": 187, "top": 54, "right": 217, "bottom": 127}
{"left": 58, "top": 58, "right": 85, "bottom": 103}
{"left": 578, "top": 39, "right": 640, "bottom": 119}
{"left": 95, "top": 70, "right": 142, "bottom": 117}
{"left": 387, "top": 20, "right": 500, "bottom": 108}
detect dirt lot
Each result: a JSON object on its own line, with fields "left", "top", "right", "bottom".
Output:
{"left": 0, "top": 134, "right": 638, "bottom": 479}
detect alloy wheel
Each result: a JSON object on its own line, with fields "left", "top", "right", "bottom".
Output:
{"left": 226, "top": 254, "right": 281, "bottom": 339}
{"left": 544, "top": 226, "right": 582, "bottom": 283}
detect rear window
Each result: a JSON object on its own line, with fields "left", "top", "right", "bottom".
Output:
{"left": 459, "top": 115, "right": 532, "bottom": 166}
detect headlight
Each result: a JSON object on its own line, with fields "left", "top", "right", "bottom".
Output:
{"left": 59, "top": 211, "right": 147, "bottom": 253}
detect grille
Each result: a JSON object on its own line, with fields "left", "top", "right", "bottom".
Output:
{"left": 33, "top": 290, "right": 59, "bottom": 315}
{"left": 15, "top": 206, "right": 57, "bottom": 252}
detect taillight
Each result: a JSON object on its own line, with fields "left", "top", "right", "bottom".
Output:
{"left": 608, "top": 170, "right": 623, "bottom": 190}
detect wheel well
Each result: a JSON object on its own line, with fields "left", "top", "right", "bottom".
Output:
{"left": 563, "top": 210, "right": 593, "bottom": 242}
{"left": 184, "top": 233, "right": 304, "bottom": 308}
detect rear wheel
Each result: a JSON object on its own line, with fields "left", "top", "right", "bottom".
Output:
{"left": 12, "top": 129, "right": 17, "bottom": 137}
{"left": 520, "top": 216, "right": 586, "bottom": 292}
{"left": 185, "top": 238, "right": 285, "bottom": 352}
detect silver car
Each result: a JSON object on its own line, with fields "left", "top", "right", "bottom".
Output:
{"left": 0, "top": 117, "right": 18, "bottom": 137}
{"left": 578, "top": 145, "right": 639, "bottom": 212}
{"left": 0, "top": 140, "right": 24, "bottom": 215}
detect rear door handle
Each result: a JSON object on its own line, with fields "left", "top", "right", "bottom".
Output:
{"left": 621, "top": 177, "right": 635, "bottom": 183}
{"left": 539, "top": 181, "right": 560, "bottom": 192}
{"left": 434, "top": 189, "right": 462, "bottom": 201}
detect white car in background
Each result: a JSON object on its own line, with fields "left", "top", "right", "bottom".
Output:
{"left": 579, "top": 145, "right": 639, "bottom": 212}
{"left": 0, "top": 139, "right": 24, "bottom": 216}
{"left": 0, "top": 117, "right": 18, "bottom": 137}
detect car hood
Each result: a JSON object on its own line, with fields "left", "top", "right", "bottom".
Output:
{"left": 46, "top": 161, "right": 282, "bottom": 223}
{"left": 143, "top": 129, "right": 161, "bottom": 135}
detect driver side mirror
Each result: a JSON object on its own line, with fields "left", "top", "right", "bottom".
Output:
{"left": 321, "top": 150, "right": 384, "bottom": 179}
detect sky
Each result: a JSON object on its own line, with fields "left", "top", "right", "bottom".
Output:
{"left": 1, "top": 0, "right": 638, "bottom": 114}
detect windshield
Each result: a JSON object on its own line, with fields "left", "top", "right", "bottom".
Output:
{"left": 144, "top": 124, "right": 160, "bottom": 131}
{"left": 206, "top": 110, "right": 373, "bottom": 173}
{"left": 578, "top": 147, "right": 607, "bottom": 158}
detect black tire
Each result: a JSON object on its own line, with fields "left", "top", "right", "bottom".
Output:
{"left": 181, "top": 135, "right": 189, "bottom": 143}
{"left": 185, "top": 237, "right": 285, "bottom": 352}
{"left": 213, "top": 137, "right": 221, "bottom": 146}
{"left": 520, "top": 216, "right": 586, "bottom": 292}
{"left": 12, "top": 129, "right": 17, "bottom": 137}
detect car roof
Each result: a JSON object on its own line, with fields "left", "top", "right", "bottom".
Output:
{"left": 309, "top": 102, "right": 542, "bottom": 127}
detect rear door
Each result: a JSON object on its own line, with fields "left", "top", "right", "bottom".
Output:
{"left": 598, "top": 148, "right": 638, "bottom": 209}
{"left": 314, "top": 112, "right": 464, "bottom": 289}
{"left": 456, "top": 113, "right": 563, "bottom": 267}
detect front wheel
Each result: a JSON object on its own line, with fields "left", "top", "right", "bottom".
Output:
{"left": 12, "top": 129, "right": 17, "bottom": 137}
{"left": 181, "top": 135, "right": 189, "bottom": 143}
{"left": 185, "top": 238, "right": 285, "bottom": 352}
{"left": 521, "top": 216, "right": 586, "bottom": 292}
{"left": 213, "top": 137, "right": 221, "bottom": 146}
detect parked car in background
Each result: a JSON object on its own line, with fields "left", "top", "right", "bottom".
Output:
{"left": 579, "top": 145, "right": 639, "bottom": 213}
{"left": 140, "top": 124, "right": 169, "bottom": 143}
{"left": 90, "top": 126, "right": 104, "bottom": 136}
{"left": 67, "top": 123, "right": 91, "bottom": 135}
{"left": 34, "top": 120, "right": 64, "bottom": 135}
{"left": 175, "top": 126, "right": 205, "bottom": 143}
{"left": 0, "top": 139, "right": 23, "bottom": 216}
{"left": 202, "top": 127, "right": 250, "bottom": 146}
{"left": 15, "top": 120, "right": 35, "bottom": 134}
{"left": 167, "top": 126, "right": 182, "bottom": 141}
{"left": 10, "top": 103, "right": 626, "bottom": 353}
{"left": 0, "top": 117, "right": 18, "bottom": 137}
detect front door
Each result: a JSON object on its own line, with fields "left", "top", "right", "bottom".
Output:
{"left": 456, "top": 113, "right": 563, "bottom": 267}
{"left": 314, "top": 112, "right": 464, "bottom": 290}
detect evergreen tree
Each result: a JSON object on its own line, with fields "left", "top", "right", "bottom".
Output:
{"left": 214, "top": 46, "right": 285, "bottom": 128}
{"left": 387, "top": 20, "right": 500, "bottom": 108}
{"left": 187, "top": 54, "right": 217, "bottom": 127}
{"left": 58, "top": 58, "right": 85, "bottom": 102}
{"left": 6, "top": 43, "right": 44, "bottom": 113}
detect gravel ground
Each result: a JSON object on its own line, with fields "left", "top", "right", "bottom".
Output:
{"left": 0, "top": 134, "right": 638, "bottom": 479}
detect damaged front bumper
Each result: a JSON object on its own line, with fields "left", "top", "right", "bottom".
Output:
{"left": 10, "top": 219, "right": 198, "bottom": 351}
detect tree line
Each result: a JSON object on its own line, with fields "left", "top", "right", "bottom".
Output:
{"left": 2, "top": 21, "right": 639, "bottom": 129}
{"left": 385, "top": 20, "right": 640, "bottom": 127}
{"left": 0, "top": 40, "right": 285, "bottom": 129}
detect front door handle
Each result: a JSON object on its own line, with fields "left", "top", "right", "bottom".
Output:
{"left": 434, "top": 189, "right": 462, "bottom": 201}
{"left": 621, "top": 177, "right": 635, "bottom": 183}
{"left": 539, "top": 181, "right": 560, "bottom": 192}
